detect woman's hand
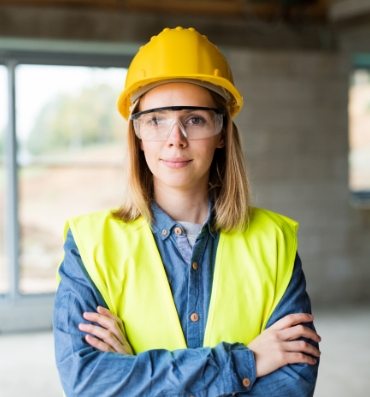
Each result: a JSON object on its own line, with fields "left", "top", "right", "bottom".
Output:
{"left": 248, "top": 313, "right": 321, "bottom": 377}
{"left": 79, "top": 306, "right": 134, "bottom": 355}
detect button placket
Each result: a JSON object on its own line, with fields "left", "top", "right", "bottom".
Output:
{"left": 185, "top": 225, "right": 212, "bottom": 348}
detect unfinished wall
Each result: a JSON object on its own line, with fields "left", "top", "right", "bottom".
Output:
{"left": 228, "top": 48, "right": 370, "bottom": 306}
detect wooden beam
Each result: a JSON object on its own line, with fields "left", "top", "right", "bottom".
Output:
{"left": 0, "top": 0, "right": 245, "bottom": 16}
{"left": 123, "top": 0, "right": 245, "bottom": 16}
{"left": 0, "top": 0, "right": 329, "bottom": 19}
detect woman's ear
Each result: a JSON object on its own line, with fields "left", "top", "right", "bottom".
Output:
{"left": 217, "top": 135, "right": 225, "bottom": 148}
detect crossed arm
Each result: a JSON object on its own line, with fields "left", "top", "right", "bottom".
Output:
{"left": 80, "top": 307, "right": 320, "bottom": 378}
{"left": 53, "top": 231, "right": 320, "bottom": 396}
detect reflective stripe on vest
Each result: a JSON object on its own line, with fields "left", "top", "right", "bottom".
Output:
{"left": 66, "top": 207, "right": 298, "bottom": 353}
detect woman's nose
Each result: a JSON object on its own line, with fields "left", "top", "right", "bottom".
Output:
{"left": 166, "top": 121, "right": 188, "bottom": 146}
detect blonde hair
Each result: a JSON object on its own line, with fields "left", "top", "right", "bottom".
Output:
{"left": 113, "top": 92, "right": 250, "bottom": 232}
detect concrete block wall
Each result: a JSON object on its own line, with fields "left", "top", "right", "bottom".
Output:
{"left": 227, "top": 49, "right": 370, "bottom": 306}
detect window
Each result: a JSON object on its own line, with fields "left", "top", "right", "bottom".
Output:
{"left": 16, "top": 65, "right": 127, "bottom": 293}
{"left": 0, "top": 65, "right": 7, "bottom": 293}
{"left": 349, "top": 67, "right": 370, "bottom": 206}
{"left": 0, "top": 40, "right": 132, "bottom": 331}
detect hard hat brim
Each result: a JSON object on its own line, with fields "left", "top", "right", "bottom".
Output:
{"left": 117, "top": 76, "right": 243, "bottom": 120}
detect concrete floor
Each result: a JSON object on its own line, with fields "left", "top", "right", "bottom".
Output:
{"left": 0, "top": 306, "right": 369, "bottom": 396}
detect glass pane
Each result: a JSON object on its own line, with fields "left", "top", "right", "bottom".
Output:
{"left": 0, "top": 65, "right": 8, "bottom": 293}
{"left": 16, "top": 65, "right": 127, "bottom": 293}
{"left": 349, "top": 69, "right": 370, "bottom": 203}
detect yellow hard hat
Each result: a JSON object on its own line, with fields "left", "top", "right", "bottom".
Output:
{"left": 117, "top": 26, "right": 243, "bottom": 119}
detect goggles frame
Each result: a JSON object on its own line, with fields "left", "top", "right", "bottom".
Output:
{"left": 130, "top": 105, "right": 224, "bottom": 120}
{"left": 130, "top": 106, "right": 225, "bottom": 141}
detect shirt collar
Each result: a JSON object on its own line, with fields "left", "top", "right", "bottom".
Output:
{"left": 151, "top": 201, "right": 217, "bottom": 240}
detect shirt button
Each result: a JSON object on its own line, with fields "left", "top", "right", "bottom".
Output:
{"left": 192, "top": 262, "right": 198, "bottom": 271}
{"left": 242, "top": 378, "right": 251, "bottom": 388}
{"left": 161, "top": 229, "right": 168, "bottom": 237}
{"left": 190, "top": 312, "right": 199, "bottom": 322}
{"left": 174, "top": 226, "right": 182, "bottom": 235}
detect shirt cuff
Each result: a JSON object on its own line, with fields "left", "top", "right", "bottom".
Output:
{"left": 228, "top": 343, "right": 256, "bottom": 394}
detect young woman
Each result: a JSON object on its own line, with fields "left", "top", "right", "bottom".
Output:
{"left": 53, "top": 27, "right": 320, "bottom": 396}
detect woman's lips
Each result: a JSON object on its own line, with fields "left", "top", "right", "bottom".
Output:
{"left": 161, "top": 158, "right": 192, "bottom": 168}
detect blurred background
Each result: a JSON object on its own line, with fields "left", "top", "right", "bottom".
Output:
{"left": 0, "top": 0, "right": 369, "bottom": 396}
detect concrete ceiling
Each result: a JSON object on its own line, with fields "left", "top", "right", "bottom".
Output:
{"left": 0, "top": 0, "right": 331, "bottom": 21}
{"left": 0, "top": 0, "right": 369, "bottom": 51}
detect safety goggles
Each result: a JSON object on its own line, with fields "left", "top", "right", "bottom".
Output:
{"left": 130, "top": 106, "right": 224, "bottom": 141}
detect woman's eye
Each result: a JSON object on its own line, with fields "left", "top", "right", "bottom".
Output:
{"left": 143, "top": 115, "right": 161, "bottom": 126}
{"left": 186, "top": 115, "right": 206, "bottom": 126}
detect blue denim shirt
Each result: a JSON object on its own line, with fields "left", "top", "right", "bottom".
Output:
{"left": 53, "top": 205, "right": 318, "bottom": 396}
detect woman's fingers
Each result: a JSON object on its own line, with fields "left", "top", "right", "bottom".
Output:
{"left": 79, "top": 307, "right": 134, "bottom": 355}
{"left": 79, "top": 322, "right": 127, "bottom": 354}
{"left": 84, "top": 334, "right": 130, "bottom": 355}
{"left": 97, "top": 306, "right": 127, "bottom": 336}
{"left": 84, "top": 334, "right": 113, "bottom": 353}
{"left": 281, "top": 323, "right": 321, "bottom": 343}
{"left": 283, "top": 340, "right": 321, "bottom": 358}
{"left": 270, "top": 313, "right": 314, "bottom": 330}
{"left": 82, "top": 310, "right": 125, "bottom": 344}
{"left": 284, "top": 351, "right": 318, "bottom": 366}
{"left": 97, "top": 305, "right": 118, "bottom": 321}
{"left": 96, "top": 305, "right": 115, "bottom": 317}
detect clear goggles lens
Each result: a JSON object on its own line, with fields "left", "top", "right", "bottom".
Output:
{"left": 130, "top": 106, "right": 224, "bottom": 141}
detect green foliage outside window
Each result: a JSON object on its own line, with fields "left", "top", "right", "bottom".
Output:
{"left": 27, "top": 83, "right": 122, "bottom": 155}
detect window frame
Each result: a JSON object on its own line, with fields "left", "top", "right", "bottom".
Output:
{"left": 0, "top": 38, "right": 133, "bottom": 332}
{"left": 349, "top": 54, "right": 370, "bottom": 208}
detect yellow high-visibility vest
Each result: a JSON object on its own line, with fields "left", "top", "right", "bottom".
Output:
{"left": 66, "top": 207, "right": 298, "bottom": 353}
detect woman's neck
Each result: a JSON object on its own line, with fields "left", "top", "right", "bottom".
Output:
{"left": 154, "top": 185, "right": 209, "bottom": 224}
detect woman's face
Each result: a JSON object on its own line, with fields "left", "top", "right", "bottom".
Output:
{"left": 137, "top": 82, "right": 224, "bottom": 194}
